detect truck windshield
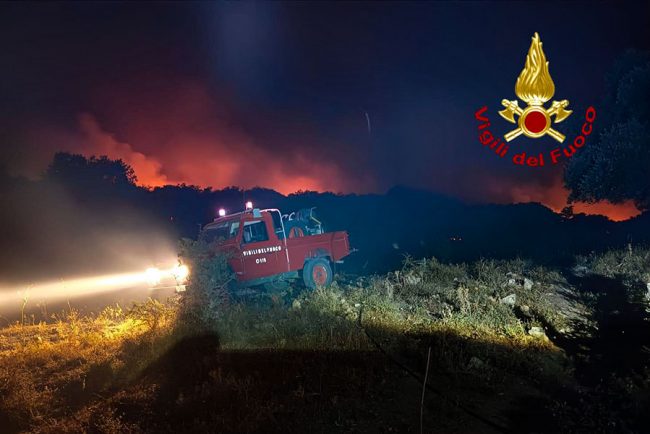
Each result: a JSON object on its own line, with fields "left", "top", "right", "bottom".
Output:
{"left": 202, "top": 220, "right": 240, "bottom": 243}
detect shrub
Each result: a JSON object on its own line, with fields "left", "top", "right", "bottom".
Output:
{"left": 178, "top": 238, "right": 233, "bottom": 327}
{"left": 585, "top": 246, "right": 650, "bottom": 284}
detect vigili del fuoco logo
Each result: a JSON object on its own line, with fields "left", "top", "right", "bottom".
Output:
{"left": 475, "top": 32, "right": 596, "bottom": 167}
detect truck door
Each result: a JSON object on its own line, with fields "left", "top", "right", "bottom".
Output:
{"left": 240, "top": 217, "right": 285, "bottom": 281}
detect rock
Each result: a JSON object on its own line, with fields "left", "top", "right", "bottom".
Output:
{"left": 544, "top": 284, "right": 594, "bottom": 335}
{"left": 505, "top": 273, "right": 533, "bottom": 290}
{"left": 505, "top": 272, "right": 519, "bottom": 287}
{"left": 572, "top": 265, "right": 589, "bottom": 277}
{"left": 528, "top": 326, "right": 547, "bottom": 339}
{"left": 530, "top": 284, "right": 597, "bottom": 340}
{"left": 500, "top": 294, "right": 517, "bottom": 307}
{"left": 517, "top": 304, "right": 533, "bottom": 319}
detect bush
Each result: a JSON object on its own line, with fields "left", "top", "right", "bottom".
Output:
{"left": 178, "top": 238, "right": 233, "bottom": 327}
{"left": 585, "top": 246, "right": 650, "bottom": 284}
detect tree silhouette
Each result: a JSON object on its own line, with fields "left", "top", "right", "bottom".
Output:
{"left": 0, "top": 151, "right": 646, "bottom": 279}
{"left": 45, "top": 152, "right": 139, "bottom": 204}
{"left": 47, "top": 152, "right": 137, "bottom": 187}
{"left": 564, "top": 51, "right": 650, "bottom": 211}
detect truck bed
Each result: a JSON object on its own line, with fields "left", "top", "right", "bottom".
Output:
{"left": 285, "top": 231, "right": 350, "bottom": 272}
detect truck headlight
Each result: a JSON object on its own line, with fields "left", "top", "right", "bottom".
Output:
{"left": 145, "top": 267, "right": 162, "bottom": 286}
{"left": 171, "top": 264, "right": 189, "bottom": 283}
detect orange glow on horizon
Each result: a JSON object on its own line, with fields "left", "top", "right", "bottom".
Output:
{"left": 507, "top": 176, "right": 641, "bottom": 222}
{"left": 561, "top": 200, "right": 640, "bottom": 222}
{"left": 126, "top": 155, "right": 642, "bottom": 221}
{"left": 66, "top": 93, "right": 642, "bottom": 222}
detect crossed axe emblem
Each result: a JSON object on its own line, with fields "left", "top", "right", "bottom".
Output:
{"left": 499, "top": 99, "right": 572, "bottom": 143}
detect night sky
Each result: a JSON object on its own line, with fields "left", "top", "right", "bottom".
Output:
{"left": 2, "top": 2, "right": 649, "bottom": 219}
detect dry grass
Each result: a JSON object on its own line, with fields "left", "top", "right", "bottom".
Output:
{"left": 582, "top": 245, "right": 650, "bottom": 285}
{"left": 211, "top": 257, "right": 572, "bottom": 389}
{"left": 0, "top": 254, "right": 595, "bottom": 432}
{"left": 0, "top": 299, "right": 180, "bottom": 432}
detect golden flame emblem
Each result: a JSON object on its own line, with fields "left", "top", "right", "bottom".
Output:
{"left": 499, "top": 32, "right": 572, "bottom": 142}
{"left": 515, "top": 33, "right": 555, "bottom": 105}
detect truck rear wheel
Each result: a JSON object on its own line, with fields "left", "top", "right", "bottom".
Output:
{"left": 303, "top": 258, "right": 333, "bottom": 289}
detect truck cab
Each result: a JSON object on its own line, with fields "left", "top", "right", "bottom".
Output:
{"left": 201, "top": 207, "right": 350, "bottom": 289}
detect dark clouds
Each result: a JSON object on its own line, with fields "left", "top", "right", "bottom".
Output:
{"left": 0, "top": 2, "right": 648, "bottom": 218}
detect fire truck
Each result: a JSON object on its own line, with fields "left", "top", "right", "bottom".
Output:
{"left": 200, "top": 203, "right": 351, "bottom": 289}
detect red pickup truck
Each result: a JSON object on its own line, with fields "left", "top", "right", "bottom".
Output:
{"left": 201, "top": 207, "right": 351, "bottom": 289}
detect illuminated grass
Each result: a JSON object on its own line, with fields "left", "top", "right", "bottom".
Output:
{"left": 0, "top": 255, "right": 584, "bottom": 432}
{"left": 214, "top": 279, "right": 570, "bottom": 389}
{"left": 0, "top": 299, "right": 180, "bottom": 430}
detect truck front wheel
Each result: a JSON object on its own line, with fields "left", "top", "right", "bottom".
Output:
{"left": 303, "top": 258, "right": 333, "bottom": 289}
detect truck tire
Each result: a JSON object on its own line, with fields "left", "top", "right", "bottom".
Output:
{"left": 303, "top": 258, "right": 333, "bottom": 289}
